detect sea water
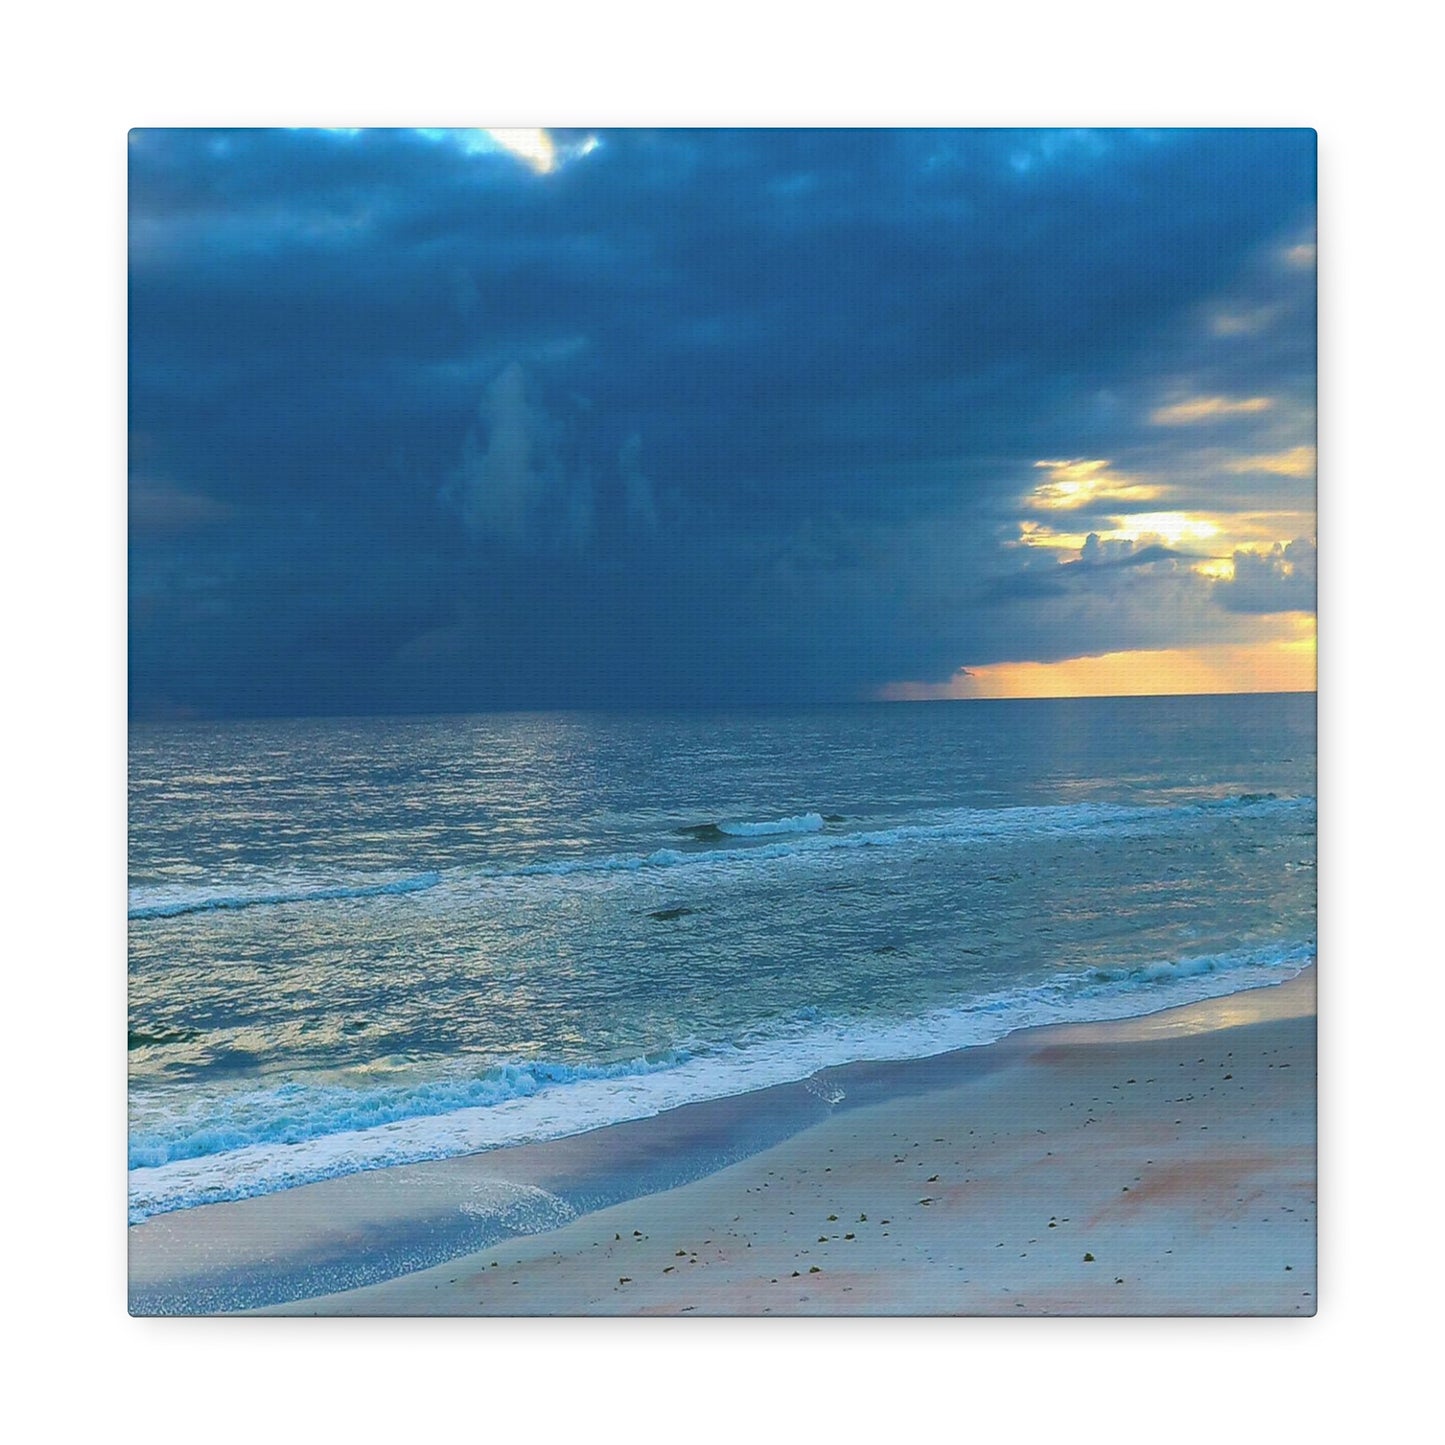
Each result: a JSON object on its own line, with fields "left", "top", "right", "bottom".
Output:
{"left": 128, "top": 695, "right": 1316, "bottom": 1222}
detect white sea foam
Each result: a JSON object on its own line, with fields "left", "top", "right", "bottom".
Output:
{"left": 716, "top": 812, "right": 825, "bottom": 837}
{"left": 128, "top": 938, "right": 1314, "bottom": 1222}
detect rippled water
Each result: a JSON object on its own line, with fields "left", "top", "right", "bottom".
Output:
{"left": 128, "top": 695, "right": 1316, "bottom": 1219}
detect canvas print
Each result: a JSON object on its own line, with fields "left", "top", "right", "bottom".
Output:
{"left": 128, "top": 127, "right": 1317, "bottom": 1315}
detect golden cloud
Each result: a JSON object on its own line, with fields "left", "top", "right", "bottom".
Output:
{"left": 1226, "top": 445, "right": 1316, "bottom": 479}
{"left": 1150, "top": 396, "right": 1274, "bottom": 426}
{"left": 1026, "top": 458, "right": 1163, "bottom": 511}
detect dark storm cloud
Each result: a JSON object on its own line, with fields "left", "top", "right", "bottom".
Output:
{"left": 128, "top": 127, "right": 1316, "bottom": 716}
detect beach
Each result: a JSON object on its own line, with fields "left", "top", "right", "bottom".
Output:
{"left": 128, "top": 701, "right": 1317, "bottom": 1239}
{"left": 130, "top": 969, "right": 1315, "bottom": 1316}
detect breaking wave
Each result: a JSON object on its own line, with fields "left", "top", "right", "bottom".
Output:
{"left": 128, "top": 937, "right": 1314, "bottom": 1222}
{"left": 681, "top": 811, "right": 827, "bottom": 839}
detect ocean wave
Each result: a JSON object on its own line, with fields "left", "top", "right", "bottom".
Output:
{"left": 128, "top": 1049, "right": 692, "bottom": 1170}
{"left": 676, "top": 811, "right": 826, "bottom": 841}
{"left": 128, "top": 937, "right": 1314, "bottom": 1221}
{"left": 128, "top": 793, "right": 1312, "bottom": 922}
{"left": 128, "top": 872, "right": 442, "bottom": 921}
{"left": 472, "top": 795, "right": 1310, "bottom": 880}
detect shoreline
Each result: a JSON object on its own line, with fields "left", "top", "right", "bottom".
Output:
{"left": 130, "top": 968, "right": 1315, "bottom": 1315}
{"left": 129, "top": 943, "right": 1311, "bottom": 1224}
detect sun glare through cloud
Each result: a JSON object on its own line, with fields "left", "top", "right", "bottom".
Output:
{"left": 1027, "top": 459, "right": 1164, "bottom": 510}
{"left": 485, "top": 128, "right": 557, "bottom": 173}
{"left": 408, "top": 128, "right": 600, "bottom": 174}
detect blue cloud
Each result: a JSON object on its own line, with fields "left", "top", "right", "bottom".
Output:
{"left": 128, "top": 128, "right": 1316, "bottom": 715}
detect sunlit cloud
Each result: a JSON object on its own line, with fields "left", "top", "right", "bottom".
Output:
{"left": 1124, "top": 512, "right": 1219, "bottom": 547}
{"left": 1027, "top": 458, "right": 1163, "bottom": 510}
{"left": 1016, "top": 521, "right": 1091, "bottom": 552}
{"left": 412, "top": 128, "right": 600, "bottom": 174}
{"left": 1227, "top": 444, "right": 1316, "bottom": 479}
{"left": 1284, "top": 242, "right": 1317, "bottom": 269}
{"left": 1015, "top": 503, "right": 1314, "bottom": 593}
{"left": 1192, "top": 556, "right": 1236, "bottom": 580}
{"left": 1194, "top": 512, "right": 1317, "bottom": 556}
{"left": 485, "top": 128, "right": 558, "bottom": 174}
{"left": 1150, "top": 395, "right": 1274, "bottom": 426}
{"left": 1018, "top": 511, "right": 1219, "bottom": 555}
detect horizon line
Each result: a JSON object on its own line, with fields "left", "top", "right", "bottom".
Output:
{"left": 128, "top": 689, "right": 1317, "bottom": 726}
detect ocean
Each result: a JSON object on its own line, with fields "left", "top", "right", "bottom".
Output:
{"left": 128, "top": 694, "right": 1316, "bottom": 1225}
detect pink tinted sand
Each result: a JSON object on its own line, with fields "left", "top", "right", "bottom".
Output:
{"left": 254, "top": 970, "right": 1315, "bottom": 1315}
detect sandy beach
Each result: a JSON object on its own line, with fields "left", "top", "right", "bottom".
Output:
{"left": 131, "top": 970, "right": 1315, "bottom": 1316}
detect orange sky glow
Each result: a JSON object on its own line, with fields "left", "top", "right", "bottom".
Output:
{"left": 881, "top": 618, "right": 1315, "bottom": 700}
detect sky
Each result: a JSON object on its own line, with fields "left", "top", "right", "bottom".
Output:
{"left": 129, "top": 127, "right": 1315, "bottom": 717}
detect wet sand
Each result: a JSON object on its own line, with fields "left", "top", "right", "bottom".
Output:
{"left": 232, "top": 970, "right": 1315, "bottom": 1316}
